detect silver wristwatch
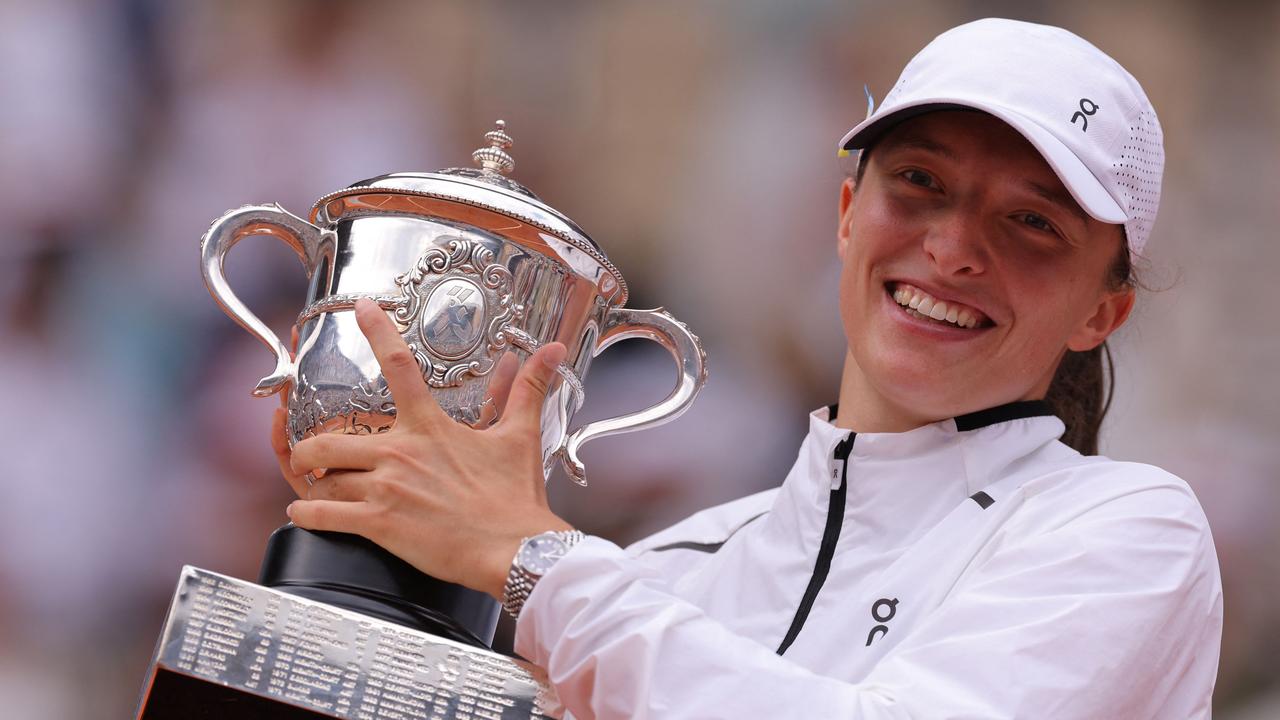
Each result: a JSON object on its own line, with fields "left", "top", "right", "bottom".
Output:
{"left": 502, "top": 529, "right": 585, "bottom": 620}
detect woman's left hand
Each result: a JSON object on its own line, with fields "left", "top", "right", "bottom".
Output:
{"left": 285, "top": 298, "right": 574, "bottom": 600}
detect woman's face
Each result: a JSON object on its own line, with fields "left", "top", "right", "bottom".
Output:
{"left": 837, "top": 110, "right": 1134, "bottom": 423}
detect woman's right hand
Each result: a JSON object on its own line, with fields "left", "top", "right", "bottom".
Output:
{"left": 268, "top": 321, "right": 522, "bottom": 501}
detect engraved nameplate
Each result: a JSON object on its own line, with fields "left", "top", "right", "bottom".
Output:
{"left": 136, "top": 567, "right": 559, "bottom": 719}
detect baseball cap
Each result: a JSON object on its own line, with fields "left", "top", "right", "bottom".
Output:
{"left": 838, "top": 18, "right": 1163, "bottom": 256}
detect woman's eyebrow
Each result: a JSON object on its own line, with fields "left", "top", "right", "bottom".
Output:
{"left": 1022, "top": 180, "right": 1090, "bottom": 226}
{"left": 884, "top": 136, "right": 960, "bottom": 161}
{"left": 885, "top": 136, "right": 1092, "bottom": 227}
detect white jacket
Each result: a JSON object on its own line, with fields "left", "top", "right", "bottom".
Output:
{"left": 516, "top": 402, "right": 1223, "bottom": 719}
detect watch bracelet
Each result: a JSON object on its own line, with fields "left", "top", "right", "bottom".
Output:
{"left": 502, "top": 530, "right": 585, "bottom": 620}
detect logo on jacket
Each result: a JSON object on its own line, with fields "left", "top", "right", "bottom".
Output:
{"left": 865, "top": 597, "right": 899, "bottom": 647}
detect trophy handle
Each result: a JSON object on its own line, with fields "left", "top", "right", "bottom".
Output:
{"left": 200, "top": 204, "right": 330, "bottom": 397}
{"left": 560, "top": 307, "right": 707, "bottom": 485}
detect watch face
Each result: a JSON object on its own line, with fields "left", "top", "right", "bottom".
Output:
{"left": 519, "top": 533, "right": 570, "bottom": 577}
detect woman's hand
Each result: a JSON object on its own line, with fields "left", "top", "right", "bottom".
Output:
{"left": 280, "top": 298, "right": 573, "bottom": 600}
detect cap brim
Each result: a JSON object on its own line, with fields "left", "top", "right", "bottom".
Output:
{"left": 839, "top": 99, "right": 1127, "bottom": 224}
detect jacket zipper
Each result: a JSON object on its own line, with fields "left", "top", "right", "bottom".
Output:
{"left": 776, "top": 433, "right": 855, "bottom": 655}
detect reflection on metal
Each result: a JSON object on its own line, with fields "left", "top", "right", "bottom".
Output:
{"left": 560, "top": 307, "right": 708, "bottom": 486}
{"left": 471, "top": 120, "right": 516, "bottom": 176}
{"left": 298, "top": 293, "right": 405, "bottom": 327}
{"left": 393, "top": 237, "right": 520, "bottom": 389}
{"left": 136, "top": 567, "right": 559, "bottom": 719}
{"left": 289, "top": 373, "right": 397, "bottom": 445}
{"left": 201, "top": 120, "right": 709, "bottom": 482}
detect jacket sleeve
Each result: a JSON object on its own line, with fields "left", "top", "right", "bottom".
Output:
{"left": 513, "top": 484, "right": 1222, "bottom": 720}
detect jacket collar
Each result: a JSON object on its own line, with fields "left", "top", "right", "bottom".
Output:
{"left": 796, "top": 400, "right": 1067, "bottom": 507}
{"left": 820, "top": 400, "right": 1055, "bottom": 432}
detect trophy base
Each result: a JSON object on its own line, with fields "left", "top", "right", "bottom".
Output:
{"left": 140, "top": 667, "right": 334, "bottom": 718}
{"left": 259, "top": 525, "right": 500, "bottom": 648}
{"left": 135, "top": 566, "right": 557, "bottom": 719}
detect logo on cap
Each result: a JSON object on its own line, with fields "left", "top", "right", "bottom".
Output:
{"left": 1071, "top": 98, "right": 1100, "bottom": 132}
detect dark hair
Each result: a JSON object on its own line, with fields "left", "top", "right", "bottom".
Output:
{"left": 1044, "top": 247, "right": 1133, "bottom": 455}
{"left": 852, "top": 148, "right": 1135, "bottom": 455}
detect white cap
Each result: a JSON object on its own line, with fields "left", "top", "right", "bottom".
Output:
{"left": 839, "top": 18, "right": 1163, "bottom": 256}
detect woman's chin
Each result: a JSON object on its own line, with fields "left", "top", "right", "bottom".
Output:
{"left": 869, "top": 359, "right": 1005, "bottom": 420}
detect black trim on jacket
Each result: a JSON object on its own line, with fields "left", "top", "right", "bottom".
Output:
{"left": 776, "top": 433, "right": 855, "bottom": 655}
{"left": 648, "top": 513, "right": 768, "bottom": 554}
{"left": 953, "top": 400, "right": 1054, "bottom": 431}
{"left": 826, "top": 400, "right": 1055, "bottom": 432}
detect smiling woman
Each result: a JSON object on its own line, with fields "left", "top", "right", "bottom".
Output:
{"left": 838, "top": 111, "right": 1136, "bottom": 452}
{"left": 280, "top": 18, "right": 1222, "bottom": 720}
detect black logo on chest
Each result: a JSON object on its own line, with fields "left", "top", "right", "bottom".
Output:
{"left": 865, "top": 597, "right": 899, "bottom": 647}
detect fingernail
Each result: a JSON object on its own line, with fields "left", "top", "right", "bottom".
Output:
{"left": 285, "top": 502, "right": 294, "bottom": 519}
{"left": 543, "top": 343, "right": 567, "bottom": 368}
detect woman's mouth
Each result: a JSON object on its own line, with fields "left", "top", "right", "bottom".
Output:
{"left": 888, "top": 282, "right": 993, "bottom": 330}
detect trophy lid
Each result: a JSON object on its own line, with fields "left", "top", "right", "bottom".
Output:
{"left": 311, "top": 120, "right": 627, "bottom": 303}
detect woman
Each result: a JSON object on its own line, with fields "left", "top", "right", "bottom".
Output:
{"left": 277, "top": 19, "right": 1222, "bottom": 719}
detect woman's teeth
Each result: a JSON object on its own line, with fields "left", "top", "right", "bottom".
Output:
{"left": 891, "top": 284, "right": 986, "bottom": 329}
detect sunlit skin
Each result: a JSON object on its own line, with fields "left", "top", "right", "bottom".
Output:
{"left": 833, "top": 111, "right": 1135, "bottom": 433}
{"left": 279, "top": 111, "right": 1137, "bottom": 598}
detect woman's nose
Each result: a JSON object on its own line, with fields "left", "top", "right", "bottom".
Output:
{"left": 921, "top": 212, "right": 988, "bottom": 277}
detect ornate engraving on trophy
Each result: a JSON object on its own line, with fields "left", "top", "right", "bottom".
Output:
{"left": 421, "top": 278, "right": 487, "bottom": 360}
{"left": 289, "top": 374, "right": 398, "bottom": 444}
{"left": 394, "top": 237, "right": 522, "bottom": 390}
{"left": 349, "top": 378, "right": 397, "bottom": 430}
{"left": 297, "top": 293, "right": 405, "bottom": 327}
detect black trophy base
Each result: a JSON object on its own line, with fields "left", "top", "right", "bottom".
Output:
{"left": 257, "top": 524, "right": 500, "bottom": 648}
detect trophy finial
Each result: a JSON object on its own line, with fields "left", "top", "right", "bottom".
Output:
{"left": 472, "top": 119, "right": 515, "bottom": 175}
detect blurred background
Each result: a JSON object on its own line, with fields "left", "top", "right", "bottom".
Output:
{"left": 1, "top": 0, "right": 1276, "bottom": 717}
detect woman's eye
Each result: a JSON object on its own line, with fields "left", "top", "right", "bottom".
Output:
{"left": 901, "top": 169, "right": 937, "bottom": 189}
{"left": 1018, "top": 212, "right": 1058, "bottom": 235}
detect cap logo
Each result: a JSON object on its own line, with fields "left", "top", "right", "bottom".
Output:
{"left": 1071, "top": 98, "right": 1100, "bottom": 132}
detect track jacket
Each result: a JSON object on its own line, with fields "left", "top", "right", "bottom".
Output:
{"left": 515, "top": 401, "right": 1223, "bottom": 719}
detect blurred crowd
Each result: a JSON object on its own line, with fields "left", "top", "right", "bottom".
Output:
{"left": 1, "top": 1, "right": 1277, "bottom": 717}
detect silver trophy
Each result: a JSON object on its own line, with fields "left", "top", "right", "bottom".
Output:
{"left": 136, "top": 122, "right": 706, "bottom": 719}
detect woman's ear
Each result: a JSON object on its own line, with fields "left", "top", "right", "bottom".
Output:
{"left": 1067, "top": 287, "right": 1135, "bottom": 352}
{"left": 837, "top": 176, "right": 857, "bottom": 259}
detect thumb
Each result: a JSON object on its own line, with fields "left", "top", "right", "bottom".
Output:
{"left": 504, "top": 342, "right": 567, "bottom": 429}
